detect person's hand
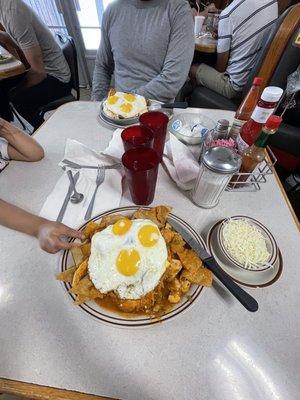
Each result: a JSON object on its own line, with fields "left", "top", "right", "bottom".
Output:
{"left": 36, "top": 220, "right": 85, "bottom": 254}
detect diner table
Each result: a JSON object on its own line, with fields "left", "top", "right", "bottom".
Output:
{"left": 0, "top": 46, "right": 26, "bottom": 80}
{"left": 0, "top": 101, "right": 299, "bottom": 400}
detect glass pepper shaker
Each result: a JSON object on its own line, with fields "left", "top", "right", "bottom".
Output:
{"left": 192, "top": 147, "right": 241, "bottom": 208}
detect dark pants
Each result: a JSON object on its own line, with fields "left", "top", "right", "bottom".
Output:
{"left": 0, "top": 74, "right": 72, "bottom": 128}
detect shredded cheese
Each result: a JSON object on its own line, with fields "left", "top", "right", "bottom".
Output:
{"left": 222, "top": 219, "right": 270, "bottom": 269}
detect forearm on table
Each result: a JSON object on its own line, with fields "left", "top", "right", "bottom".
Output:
{"left": 0, "top": 199, "right": 46, "bottom": 237}
{"left": 0, "top": 118, "right": 44, "bottom": 161}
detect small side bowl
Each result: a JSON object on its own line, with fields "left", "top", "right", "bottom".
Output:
{"left": 217, "top": 216, "right": 278, "bottom": 272}
{"left": 169, "top": 113, "right": 216, "bottom": 145}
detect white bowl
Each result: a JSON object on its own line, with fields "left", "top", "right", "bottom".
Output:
{"left": 217, "top": 216, "right": 278, "bottom": 272}
{"left": 169, "top": 113, "right": 216, "bottom": 145}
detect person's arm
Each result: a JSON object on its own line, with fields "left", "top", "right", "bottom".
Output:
{"left": 0, "top": 199, "right": 85, "bottom": 254}
{"left": 215, "top": 11, "right": 233, "bottom": 72}
{"left": 21, "top": 45, "right": 47, "bottom": 87}
{"left": 215, "top": 51, "right": 230, "bottom": 73}
{"left": 5, "top": 6, "right": 47, "bottom": 88}
{"left": 134, "top": 2, "right": 194, "bottom": 102}
{"left": 0, "top": 30, "right": 30, "bottom": 68}
{"left": 91, "top": 10, "right": 114, "bottom": 101}
{"left": 0, "top": 118, "right": 44, "bottom": 161}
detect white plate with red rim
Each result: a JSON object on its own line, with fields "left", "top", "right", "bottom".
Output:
{"left": 60, "top": 206, "right": 208, "bottom": 328}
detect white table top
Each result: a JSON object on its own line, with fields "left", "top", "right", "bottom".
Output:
{"left": 0, "top": 101, "right": 299, "bottom": 400}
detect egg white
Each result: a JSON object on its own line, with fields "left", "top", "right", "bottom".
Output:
{"left": 88, "top": 219, "right": 168, "bottom": 300}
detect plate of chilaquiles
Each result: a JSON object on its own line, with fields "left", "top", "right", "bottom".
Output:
{"left": 58, "top": 206, "right": 212, "bottom": 327}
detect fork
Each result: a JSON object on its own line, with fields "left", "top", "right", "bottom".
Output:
{"left": 84, "top": 165, "right": 105, "bottom": 221}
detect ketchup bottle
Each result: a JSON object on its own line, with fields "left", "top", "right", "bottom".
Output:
{"left": 236, "top": 86, "right": 283, "bottom": 153}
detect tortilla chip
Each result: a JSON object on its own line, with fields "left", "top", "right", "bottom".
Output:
{"left": 108, "top": 88, "right": 116, "bottom": 97}
{"left": 132, "top": 208, "right": 161, "bottom": 227}
{"left": 70, "top": 246, "right": 84, "bottom": 265}
{"left": 155, "top": 205, "right": 172, "bottom": 225}
{"left": 178, "top": 248, "right": 203, "bottom": 271}
{"left": 56, "top": 266, "right": 77, "bottom": 282}
{"left": 181, "top": 267, "right": 212, "bottom": 287}
{"left": 72, "top": 259, "right": 88, "bottom": 287}
{"left": 83, "top": 221, "right": 102, "bottom": 239}
{"left": 101, "top": 214, "right": 125, "bottom": 228}
{"left": 80, "top": 243, "right": 91, "bottom": 258}
{"left": 161, "top": 227, "right": 175, "bottom": 243}
{"left": 170, "top": 232, "right": 185, "bottom": 254}
{"left": 70, "top": 275, "right": 93, "bottom": 296}
{"left": 165, "top": 259, "right": 182, "bottom": 282}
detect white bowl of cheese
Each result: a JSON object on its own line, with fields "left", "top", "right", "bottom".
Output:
{"left": 218, "top": 216, "right": 278, "bottom": 271}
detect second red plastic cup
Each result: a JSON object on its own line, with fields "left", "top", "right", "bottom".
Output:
{"left": 122, "top": 147, "right": 160, "bottom": 205}
{"left": 121, "top": 125, "right": 154, "bottom": 152}
{"left": 139, "top": 111, "right": 169, "bottom": 161}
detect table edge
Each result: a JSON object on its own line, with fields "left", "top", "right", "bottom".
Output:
{"left": 0, "top": 378, "right": 118, "bottom": 400}
{"left": 266, "top": 152, "right": 300, "bottom": 232}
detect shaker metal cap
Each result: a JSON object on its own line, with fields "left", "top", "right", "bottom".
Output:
{"left": 203, "top": 147, "right": 241, "bottom": 174}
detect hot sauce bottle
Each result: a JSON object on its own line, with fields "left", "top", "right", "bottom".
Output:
{"left": 230, "top": 77, "right": 263, "bottom": 139}
{"left": 240, "top": 115, "right": 282, "bottom": 173}
{"left": 236, "top": 86, "right": 283, "bottom": 153}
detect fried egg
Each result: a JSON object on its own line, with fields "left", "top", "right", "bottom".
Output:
{"left": 103, "top": 92, "right": 148, "bottom": 119}
{"left": 88, "top": 219, "right": 168, "bottom": 299}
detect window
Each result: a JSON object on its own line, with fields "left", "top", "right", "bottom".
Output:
{"left": 76, "top": 0, "right": 115, "bottom": 50}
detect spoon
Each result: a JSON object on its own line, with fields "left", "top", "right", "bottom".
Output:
{"left": 67, "top": 170, "right": 84, "bottom": 204}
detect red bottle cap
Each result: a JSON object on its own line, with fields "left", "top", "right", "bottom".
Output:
{"left": 265, "top": 115, "right": 282, "bottom": 130}
{"left": 253, "top": 77, "right": 263, "bottom": 86}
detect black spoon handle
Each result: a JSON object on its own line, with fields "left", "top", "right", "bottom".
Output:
{"left": 205, "top": 257, "right": 259, "bottom": 312}
{"left": 161, "top": 101, "right": 188, "bottom": 109}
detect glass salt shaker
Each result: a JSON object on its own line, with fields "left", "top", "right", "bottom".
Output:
{"left": 191, "top": 147, "right": 241, "bottom": 208}
{"left": 200, "top": 119, "right": 230, "bottom": 160}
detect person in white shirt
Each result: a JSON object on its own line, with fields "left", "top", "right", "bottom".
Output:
{"left": 190, "top": 0, "right": 278, "bottom": 98}
{"left": 0, "top": 118, "right": 85, "bottom": 253}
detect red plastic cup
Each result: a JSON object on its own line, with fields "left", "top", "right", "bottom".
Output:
{"left": 121, "top": 125, "right": 154, "bottom": 152}
{"left": 122, "top": 147, "right": 160, "bottom": 205}
{"left": 139, "top": 111, "right": 169, "bottom": 161}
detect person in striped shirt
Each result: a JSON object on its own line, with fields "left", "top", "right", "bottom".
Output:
{"left": 190, "top": 0, "right": 278, "bottom": 99}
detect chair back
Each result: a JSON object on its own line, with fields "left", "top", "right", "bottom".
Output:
{"left": 242, "top": 4, "right": 300, "bottom": 96}
{"left": 56, "top": 33, "right": 80, "bottom": 100}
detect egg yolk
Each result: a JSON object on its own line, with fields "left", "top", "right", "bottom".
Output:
{"left": 120, "top": 103, "right": 133, "bottom": 113}
{"left": 116, "top": 249, "right": 140, "bottom": 276}
{"left": 107, "top": 95, "right": 119, "bottom": 105}
{"left": 138, "top": 225, "right": 160, "bottom": 247}
{"left": 112, "top": 218, "right": 132, "bottom": 236}
{"left": 124, "top": 93, "right": 136, "bottom": 102}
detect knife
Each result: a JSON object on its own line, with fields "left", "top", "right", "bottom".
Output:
{"left": 56, "top": 171, "right": 80, "bottom": 222}
{"left": 168, "top": 219, "right": 259, "bottom": 312}
{"left": 149, "top": 101, "right": 188, "bottom": 111}
{"left": 161, "top": 101, "right": 188, "bottom": 109}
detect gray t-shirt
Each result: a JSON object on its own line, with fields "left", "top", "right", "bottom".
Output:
{"left": 92, "top": 0, "right": 194, "bottom": 102}
{"left": 0, "top": 0, "right": 70, "bottom": 83}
